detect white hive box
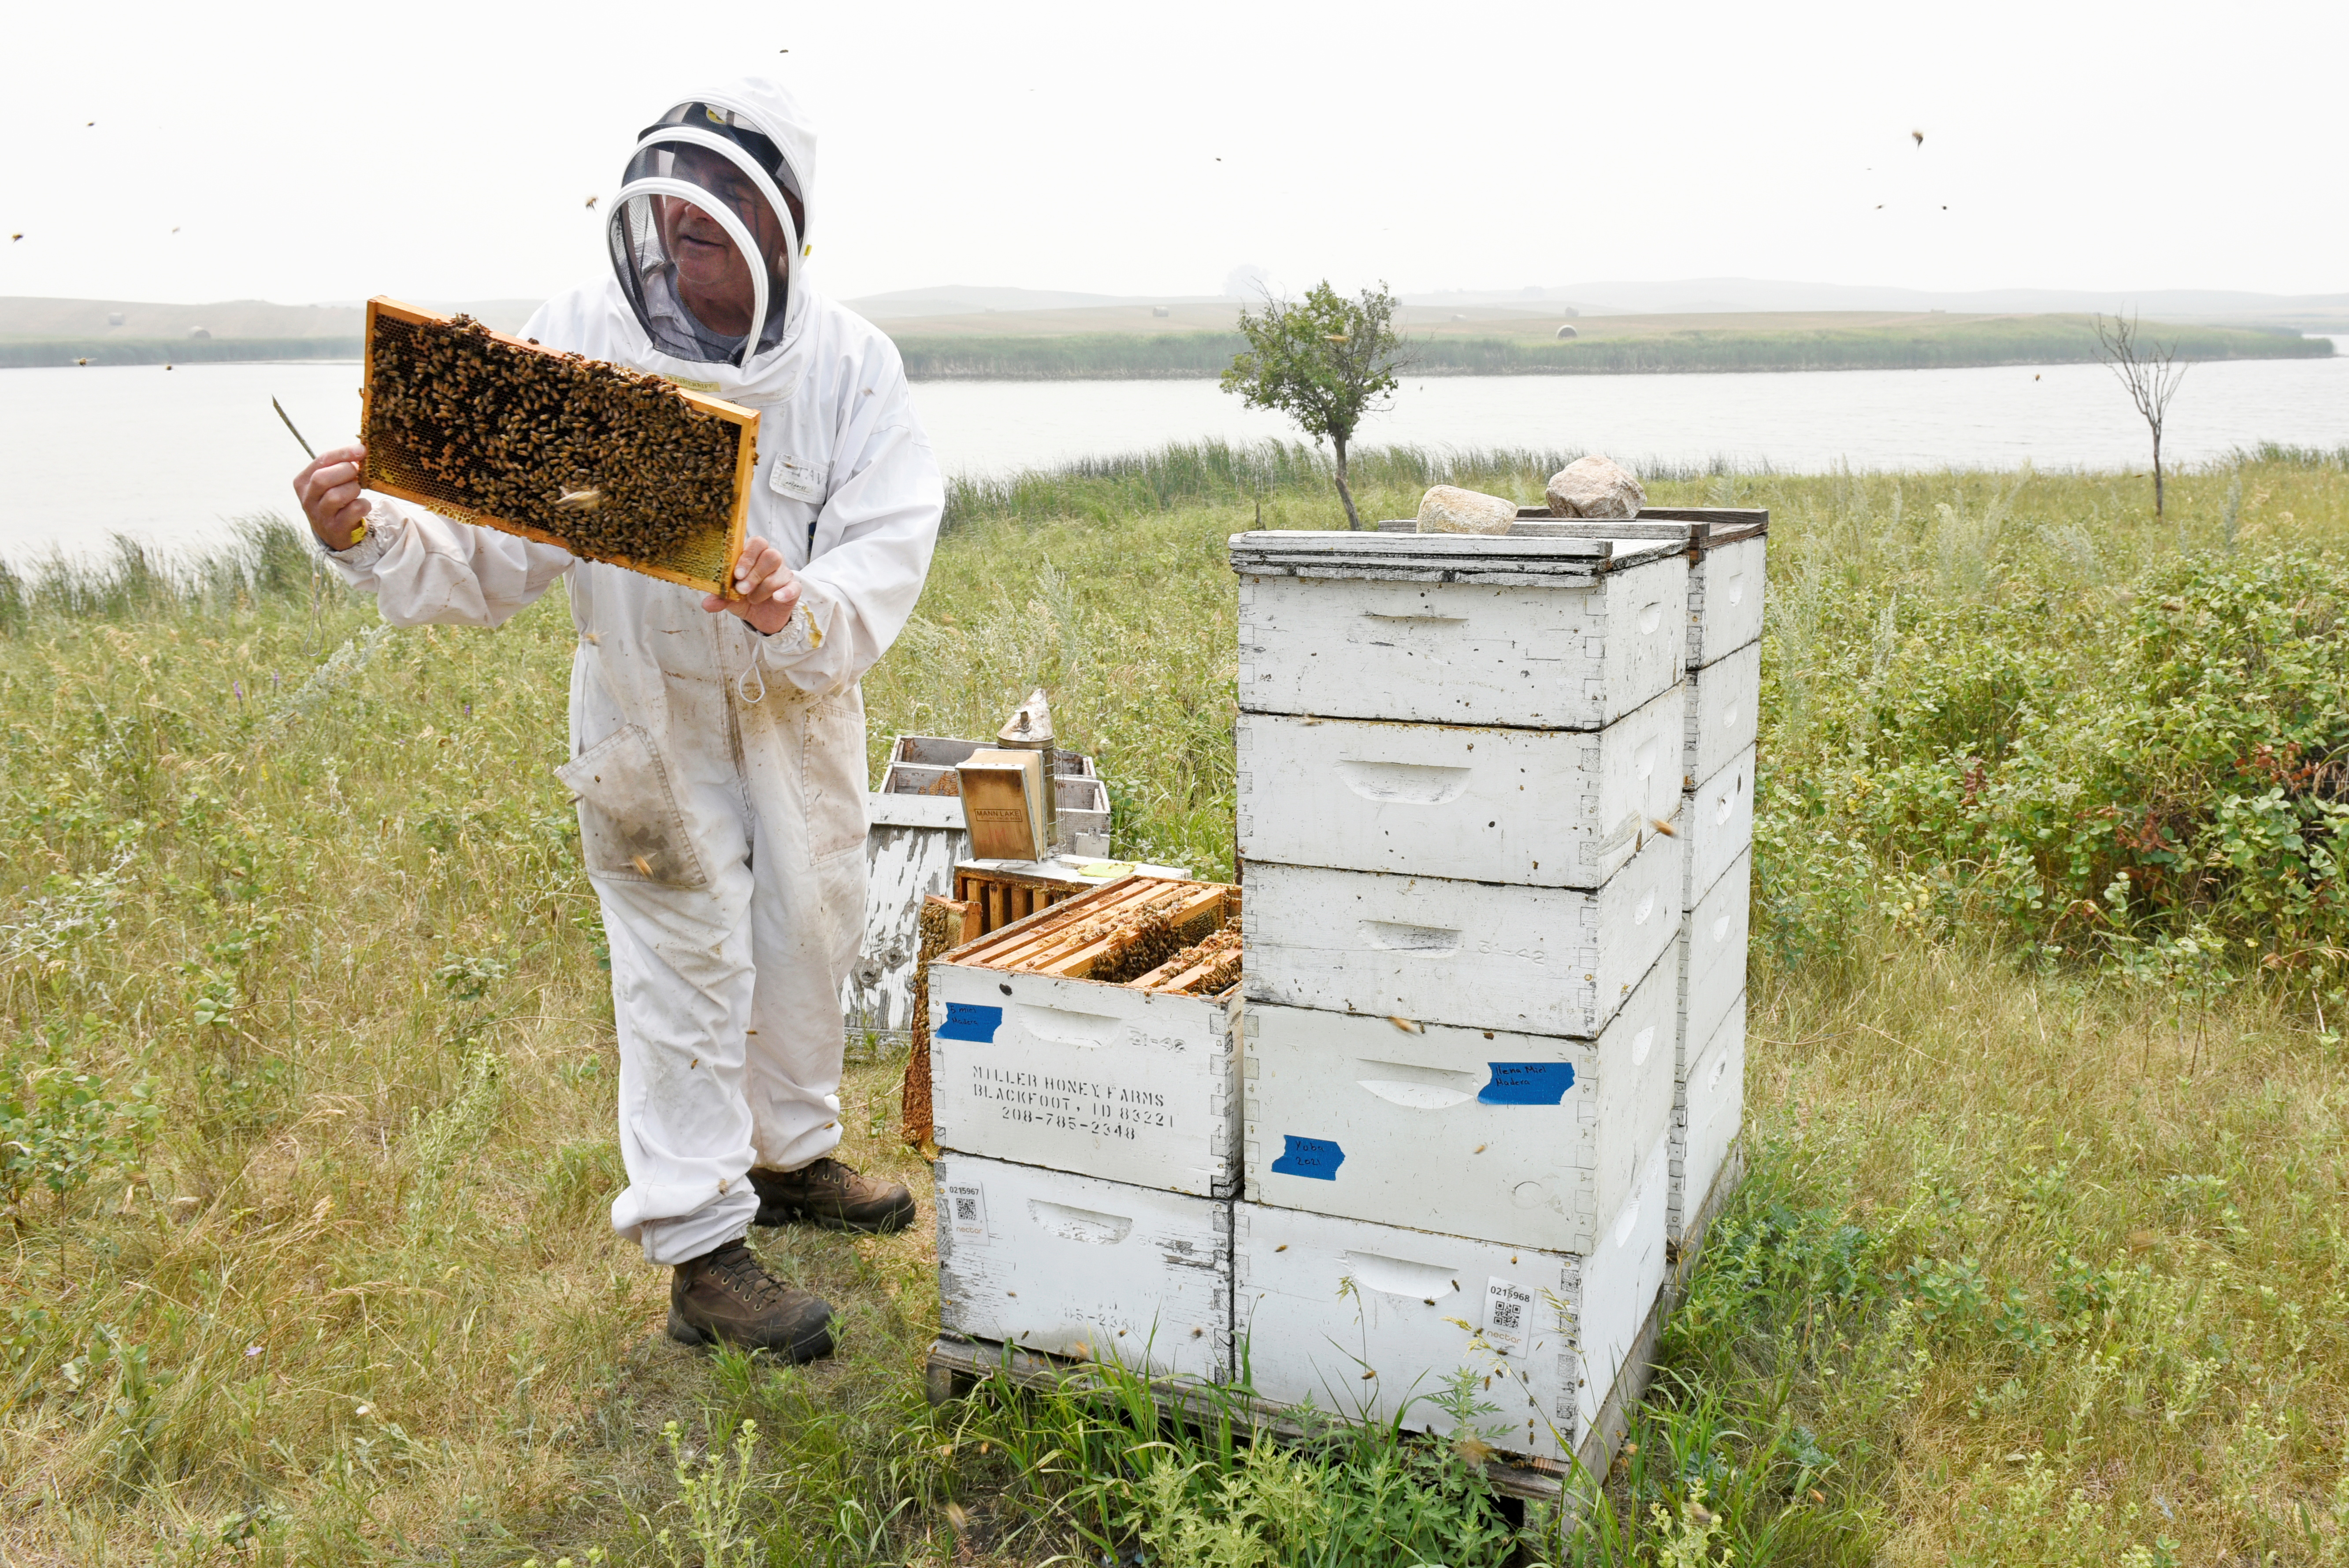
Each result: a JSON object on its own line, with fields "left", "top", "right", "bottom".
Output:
{"left": 1681, "top": 639, "right": 1760, "bottom": 791}
{"left": 1684, "top": 532, "right": 1766, "bottom": 671}
{"left": 1235, "top": 680, "right": 1683, "bottom": 890}
{"left": 846, "top": 790, "right": 969, "bottom": 1038}
{"left": 928, "top": 877, "right": 1242, "bottom": 1197}
{"left": 1678, "top": 848, "right": 1751, "bottom": 1067}
{"left": 1235, "top": 1139, "right": 1670, "bottom": 1461}
{"left": 1670, "top": 991, "right": 1745, "bottom": 1248}
{"left": 1242, "top": 826, "right": 1680, "bottom": 1038}
{"left": 1683, "top": 745, "right": 1756, "bottom": 912}
{"left": 1242, "top": 938, "right": 1679, "bottom": 1254}
{"left": 936, "top": 1153, "right": 1232, "bottom": 1380}
{"left": 1230, "top": 531, "right": 1688, "bottom": 730}
{"left": 1500, "top": 509, "right": 1767, "bottom": 678}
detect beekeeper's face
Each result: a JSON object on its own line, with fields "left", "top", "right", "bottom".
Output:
{"left": 656, "top": 146, "right": 787, "bottom": 329}
{"left": 608, "top": 103, "right": 807, "bottom": 364}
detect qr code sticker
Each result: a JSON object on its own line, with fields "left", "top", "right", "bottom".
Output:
{"left": 947, "top": 1182, "right": 988, "bottom": 1240}
{"left": 1483, "top": 1277, "right": 1533, "bottom": 1356}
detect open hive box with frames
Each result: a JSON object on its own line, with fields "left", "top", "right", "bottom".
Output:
{"left": 927, "top": 875, "right": 1246, "bottom": 1196}
{"left": 360, "top": 298, "right": 758, "bottom": 594}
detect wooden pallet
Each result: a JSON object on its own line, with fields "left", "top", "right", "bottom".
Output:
{"left": 922, "top": 1137, "right": 1745, "bottom": 1508}
{"left": 360, "top": 297, "right": 757, "bottom": 596}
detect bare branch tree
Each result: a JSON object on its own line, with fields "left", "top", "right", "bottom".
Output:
{"left": 2092, "top": 312, "right": 2189, "bottom": 516}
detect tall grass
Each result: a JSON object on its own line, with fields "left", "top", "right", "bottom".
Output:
{"left": 2, "top": 445, "right": 2346, "bottom": 1562}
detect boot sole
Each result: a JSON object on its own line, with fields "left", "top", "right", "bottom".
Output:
{"left": 666, "top": 1305, "right": 836, "bottom": 1364}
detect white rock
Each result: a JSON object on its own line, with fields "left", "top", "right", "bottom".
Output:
{"left": 1415, "top": 485, "right": 1519, "bottom": 535}
{"left": 1546, "top": 456, "right": 1647, "bottom": 519}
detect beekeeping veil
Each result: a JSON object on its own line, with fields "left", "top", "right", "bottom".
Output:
{"left": 608, "top": 82, "right": 815, "bottom": 369}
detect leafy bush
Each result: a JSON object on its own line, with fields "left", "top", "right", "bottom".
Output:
{"left": 1763, "top": 533, "right": 2349, "bottom": 992}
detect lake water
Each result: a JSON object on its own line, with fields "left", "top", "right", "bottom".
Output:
{"left": 2, "top": 342, "right": 2342, "bottom": 567}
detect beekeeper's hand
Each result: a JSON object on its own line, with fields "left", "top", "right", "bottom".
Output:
{"left": 704, "top": 536, "right": 802, "bottom": 635}
{"left": 294, "top": 445, "right": 374, "bottom": 551}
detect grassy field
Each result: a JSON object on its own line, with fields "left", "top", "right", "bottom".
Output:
{"left": 3, "top": 443, "right": 2349, "bottom": 1564}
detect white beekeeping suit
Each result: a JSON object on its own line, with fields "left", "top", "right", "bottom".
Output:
{"left": 326, "top": 78, "right": 942, "bottom": 1271}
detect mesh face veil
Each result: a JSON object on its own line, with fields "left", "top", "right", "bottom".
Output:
{"left": 608, "top": 103, "right": 806, "bottom": 367}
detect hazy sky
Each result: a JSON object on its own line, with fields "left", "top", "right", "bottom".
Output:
{"left": 3, "top": 0, "right": 2342, "bottom": 309}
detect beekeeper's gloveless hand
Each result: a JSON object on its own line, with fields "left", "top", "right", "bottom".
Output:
{"left": 293, "top": 444, "right": 373, "bottom": 550}
{"left": 705, "top": 536, "right": 801, "bottom": 634}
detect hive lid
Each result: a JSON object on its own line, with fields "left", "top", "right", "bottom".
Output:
{"left": 1369, "top": 509, "right": 1768, "bottom": 552}
{"left": 1228, "top": 529, "right": 1685, "bottom": 584}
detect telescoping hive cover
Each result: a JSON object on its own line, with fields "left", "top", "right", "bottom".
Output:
{"left": 360, "top": 298, "right": 757, "bottom": 595}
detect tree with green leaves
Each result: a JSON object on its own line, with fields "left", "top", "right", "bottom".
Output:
{"left": 1221, "top": 281, "right": 1405, "bottom": 530}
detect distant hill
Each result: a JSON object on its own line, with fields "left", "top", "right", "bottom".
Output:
{"left": 0, "top": 296, "right": 542, "bottom": 343}
{"left": 1403, "top": 278, "right": 2349, "bottom": 330}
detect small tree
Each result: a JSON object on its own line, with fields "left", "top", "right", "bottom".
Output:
{"left": 2092, "top": 312, "right": 2189, "bottom": 517}
{"left": 1221, "top": 281, "right": 1404, "bottom": 530}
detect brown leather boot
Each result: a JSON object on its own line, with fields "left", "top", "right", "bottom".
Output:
{"left": 666, "top": 1239, "right": 835, "bottom": 1361}
{"left": 749, "top": 1157, "right": 917, "bottom": 1234}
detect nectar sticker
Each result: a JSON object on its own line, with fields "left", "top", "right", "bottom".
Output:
{"left": 946, "top": 1181, "right": 988, "bottom": 1241}
{"left": 1483, "top": 1277, "right": 1533, "bottom": 1356}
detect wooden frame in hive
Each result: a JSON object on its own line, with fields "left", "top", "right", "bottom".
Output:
{"left": 360, "top": 297, "right": 758, "bottom": 596}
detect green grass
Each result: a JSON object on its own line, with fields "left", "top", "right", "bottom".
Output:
{"left": 890, "top": 317, "right": 2330, "bottom": 379}
{"left": 2, "top": 445, "right": 2348, "bottom": 1563}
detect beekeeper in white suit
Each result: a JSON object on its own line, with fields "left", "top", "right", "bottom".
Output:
{"left": 292, "top": 78, "right": 938, "bottom": 1362}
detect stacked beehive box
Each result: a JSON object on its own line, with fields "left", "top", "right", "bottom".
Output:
{"left": 926, "top": 876, "right": 1243, "bottom": 1383}
{"left": 1227, "top": 528, "right": 1693, "bottom": 1465}
{"left": 1645, "top": 511, "right": 1767, "bottom": 1260}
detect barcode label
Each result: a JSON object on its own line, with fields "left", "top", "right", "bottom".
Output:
{"left": 947, "top": 1182, "right": 988, "bottom": 1241}
{"left": 1484, "top": 1277, "right": 1533, "bottom": 1357}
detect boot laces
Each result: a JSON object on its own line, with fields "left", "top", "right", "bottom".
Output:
{"left": 703, "top": 1243, "right": 786, "bottom": 1308}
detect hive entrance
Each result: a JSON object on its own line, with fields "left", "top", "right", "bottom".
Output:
{"left": 360, "top": 298, "right": 757, "bottom": 594}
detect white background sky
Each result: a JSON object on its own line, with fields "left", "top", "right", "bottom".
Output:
{"left": 1, "top": 0, "right": 2341, "bottom": 309}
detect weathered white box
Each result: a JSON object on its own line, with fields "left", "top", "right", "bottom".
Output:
{"left": 935, "top": 1153, "right": 1231, "bottom": 1380}
{"left": 1683, "top": 745, "right": 1756, "bottom": 911}
{"left": 1230, "top": 532, "right": 1688, "bottom": 730}
{"left": 1682, "top": 639, "right": 1759, "bottom": 790}
{"left": 1685, "top": 534, "right": 1766, "bottom": 672}
{"left": 1670, "top": 991, "right": 1745, "bottom": 1247}
{"left": 928, "top": 963, "right": 1240, "bottom": 1197}
{"left": 1679, "top": 848, "right": 1751, "bottom": 1066}
{"left": 1490, "top": 511, "right": 1766, "bottom": 677}
{"left": 1234, "top": 1138, "right": 1670, "bottom": 1460}
{"left": 1242, "top": 938, "right": 1679, "bottom": 1253}
{"left": 1235, "top": 681, "right": 1684, "bottom": 890}
{"left": 1243, "top": 827, "right": 1681, "bottom": 1039}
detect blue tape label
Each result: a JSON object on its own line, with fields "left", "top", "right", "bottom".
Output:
{"left": 1270, "top": 1135, "right": 1345, "bottom": 1181}
{"left": 1477, "top": 1062, "right": 1573, "bottom": 1105}
{"left": 939, "top": 1002, "right": 1004, "bottom": 1043}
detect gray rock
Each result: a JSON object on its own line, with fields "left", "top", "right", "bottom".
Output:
{"left": 1415, "top": 485, "right": 1519, "bottom": 534}
{"left": 1546, "top": 456, "right": 1646, "bottom": 519}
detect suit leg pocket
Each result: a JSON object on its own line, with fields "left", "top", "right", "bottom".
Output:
{"left": 557, "top": 725, "right": 709, "bottom": 889}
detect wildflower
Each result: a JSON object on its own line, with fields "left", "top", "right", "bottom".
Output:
{"left": 245, "top": 1343, "right": 262, "bottom": 1357}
